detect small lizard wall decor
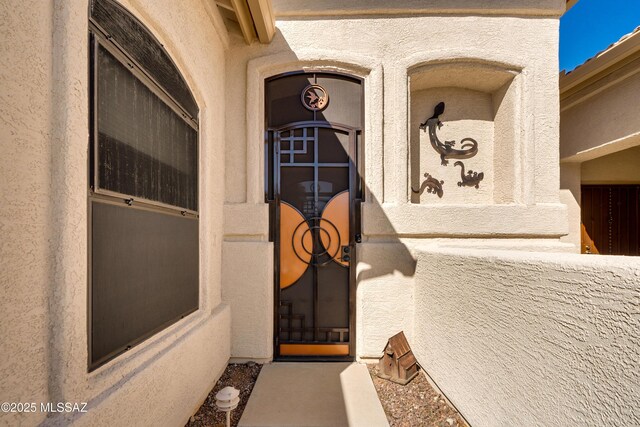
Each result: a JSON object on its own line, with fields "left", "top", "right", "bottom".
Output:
{"left": 411, "top": 172, "right": 444, "bottom": 198}
{"left": 454, "top": 161, "right": 484, "bottom": 189}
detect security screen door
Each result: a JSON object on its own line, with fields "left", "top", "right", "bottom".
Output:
{"left": 265, "top": 72, "right": 363, "bottom": 359}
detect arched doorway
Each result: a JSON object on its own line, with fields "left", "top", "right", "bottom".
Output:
{"left": 265, "top": 72, "right": 364, "bottom": 359}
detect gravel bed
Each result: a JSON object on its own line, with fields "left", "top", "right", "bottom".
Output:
{"left": 368, "top": 364, "right": 468, "bottom": 427}
{"left": 186, "top": 363, "right": 262, "bottom": 427}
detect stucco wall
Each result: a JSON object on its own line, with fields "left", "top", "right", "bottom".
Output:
{"left": 412, "top": 247, "right": 640, "bottom": 426}
{"left": 222, "top": 8, "right": 568, "bottom": 361}
{"left": 559, "top": 162, "right": 581, "bottom": 251}
{"left": 356, "top": 242, "right": 417, "bottom": 358}
{"left": 226, "top": 14, "right": 564, "bottom": 211}
{"left": 581, "top": 145, "right": 640, "bottom": 184}
{"left": 0, "top": 0, "right": 230, "bottom": 425}
{"left": 222, "top": 241, "right": 273, "bottom": 361}
{"left": 0, "top": 2, "right": 55, "bottom": 423}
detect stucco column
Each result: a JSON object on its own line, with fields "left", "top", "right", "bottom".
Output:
{"left": 383, "top": 66, "right": 410, "bottom": 204}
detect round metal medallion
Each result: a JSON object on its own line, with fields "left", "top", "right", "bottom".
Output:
{"left": 301, "top": 84, "right": 329, "bottom": 111}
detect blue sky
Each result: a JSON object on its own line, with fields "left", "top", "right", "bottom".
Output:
{"left": 560, "top": 0, "right": 640, "bottom": 72}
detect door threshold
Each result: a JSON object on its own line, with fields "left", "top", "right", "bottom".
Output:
{"left": 273, "top": 356, "right": 354, "bottom": 363}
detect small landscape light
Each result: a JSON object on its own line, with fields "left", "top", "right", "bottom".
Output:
{"left": 215, "top": 386, "right": 240, "bottom": 427}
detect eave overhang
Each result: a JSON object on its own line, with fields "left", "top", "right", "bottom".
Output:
{"left": 215, "top": 0, "right": 275, "bottom": 44}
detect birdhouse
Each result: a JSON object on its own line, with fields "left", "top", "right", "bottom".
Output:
{"left": 377, "top": 331, "right": 419, "bottom": 385}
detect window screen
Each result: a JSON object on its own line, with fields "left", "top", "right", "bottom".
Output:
{"left": 97, "top": 44, "right": 198, "bottom": 211}
{"left": 89, "top": 0, "right": 199, "bottom": 371}
{"left": 91, "top": 202, "right": 199, "bottom": 367}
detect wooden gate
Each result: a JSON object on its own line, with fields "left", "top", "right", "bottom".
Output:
{"left": 581, "top": 185, "right": 640, "bottom": 255}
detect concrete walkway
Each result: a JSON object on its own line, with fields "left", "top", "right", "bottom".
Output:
{"left": 238, "top": 363, "right": 389, "bottom": 427}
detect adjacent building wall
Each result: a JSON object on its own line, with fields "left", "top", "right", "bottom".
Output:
{"left": 0, "top": 0, "right": 230, "bottom": 425}
{"left": 412, "top": 247, "right": 640, "bottom": 427}
{"left": 560, "top": 32, "right": 640, "bottom": 251}
{"left": 561, "top": 70, "right": 640, "bottom": 162}
{"left": 581, "top": 145, "right": 640, "bottom": 184}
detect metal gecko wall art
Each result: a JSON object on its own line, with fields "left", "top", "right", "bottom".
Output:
{"left": 454, "top": 161, "right": 484, "bottom": 189}
{"left": 411, "top": 173, "right": 444, "bottom": 198}
{"left": 414, "top": 101, "right": 484, "bottom": 196}
{"left": 419, "top": 102, "right": 478, "bottom": 166}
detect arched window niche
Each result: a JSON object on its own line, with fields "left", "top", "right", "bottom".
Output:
{"left": 408, "top": 61, "right": 521, "bottom": 205}
{"left": 88, "top": 0, "right": 200, "bottom": 372}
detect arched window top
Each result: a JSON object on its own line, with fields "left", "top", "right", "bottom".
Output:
{"left": 90, "top": 0, "right": 198, "bottom": 120}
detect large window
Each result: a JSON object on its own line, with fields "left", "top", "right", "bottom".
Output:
{"left": 89, "top": 0, "right": 199, "bottom": 371}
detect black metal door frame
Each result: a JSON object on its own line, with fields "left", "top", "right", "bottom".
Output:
{"left": 271, "top": 121, "right": 359, "bottom": 361}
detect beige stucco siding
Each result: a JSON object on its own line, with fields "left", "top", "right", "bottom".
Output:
{"left": 413, "top": 247, "right": 640, "bottom": 427}
{"left": 0, "top": 0, "right": 231, "bottom": 425}
{"left": 222, "top": 12, "right": 568, "bottom": 362}
{"left": 225, "top": 15, "right": 563, "bottom": 208}
{"left": 581, "top": 145, "right": 640, "bottom": 184}
{"left": 559, "top": 48, "right": 640, "bottom": 251}
{"left": 3, "top": 0, "right": 602, "bottom": 425}
{"left": 561, "top": 69, "right": 640, "bottom": 162}
{"left": 0, "top": 2, "right": 55, "bottom": 424}
{"left": 559, "top": 163, "right": 581, "bottom": 249}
